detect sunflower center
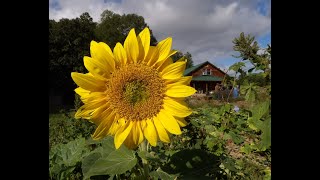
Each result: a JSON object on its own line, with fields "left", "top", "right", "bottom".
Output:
{"left": 123, "top": 81, "right": 149, "bottom": 105}
{"left": 107, "top": 63, "right": 166, "bottom": 121}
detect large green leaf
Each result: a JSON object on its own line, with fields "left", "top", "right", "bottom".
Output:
{"left": 82, "top": 136, "right": 137, "bottom": 179}
{"left": 248, "top": 100, "right": 270, "bottom": 131}
{"left": 50, "top": 137, "right": 89, "bottom": 167}
{"left": 149, "top": 168, "right": 176, "bottom": 180}
{"left": 256, "top": 116, "right": 271, "bottom": 151}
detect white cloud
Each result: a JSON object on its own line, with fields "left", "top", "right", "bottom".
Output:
{"left": 49, "top": 0, "right": 271, "bottom": 67}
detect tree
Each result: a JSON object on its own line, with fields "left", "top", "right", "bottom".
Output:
{"left": 49, "top": 12, "right": 97, "bottom": 107}
{"left": 172, "top": 51, "right": 194, "bottom": 69}
{"left": 184, "top": 52, "right": 194, "bottom": 68}
{"left": 232, "top": 32, "right": 271, "bottom": 85}
{"left": 95, "top": 10, "right": 157, "bottom": 49}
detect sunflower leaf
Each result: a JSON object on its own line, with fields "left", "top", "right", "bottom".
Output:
{"left": 149, "top": 167, "right": 176, "bottom": 180}
{"left": 82, "top": 136, "right": 137, "bottom": 179}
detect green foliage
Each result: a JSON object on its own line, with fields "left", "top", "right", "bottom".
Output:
{"left": 149, "top": 168, "right": 176, "bottom": 180}
{"left": 49, "top": 112, "right": 95, "bottom": 148}
{"left": 82, "top": 136, "right": 137, "bottom": 179}
{"left": 172, "top": 51, "right": 194, "bottom": 68}
{"left": 49, "top": 138, "right": 90, "bottom": 180}
{"left": 95, "top": 10, "right": 157, "bottom": 49}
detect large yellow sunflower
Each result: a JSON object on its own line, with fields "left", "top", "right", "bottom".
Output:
{"left": 71, "top": 27, "right": 196, "bottom": 149}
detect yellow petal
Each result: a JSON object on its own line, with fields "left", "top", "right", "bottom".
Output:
{"left": 175, "top": 117, "right": 188, "bottom": 127}
{"left": 83, "top": 56, "right": 111, "bottom": 79}
{"left": 137, "top": 27, "right": 150, "bottom": 61}
{"left": 90, "top": 103, "right": 112, "bottom": 124}
{"left": 137, "top": 122, "right": 145, "bottom": 145}
{"left": 114, "top": 120, "right": 133, "bottom": 149}
{"left": 91, "top": 111, "right": 116, "bottom": 140}
{"left": 123, "top": 130, "right": 136, "bottom": 149}
{"left": 71, "top": 72, "right": 105, "bottom": 92}
{"left": 74, "top": 105, "right": 94, "bottom": 119}
{"left": 166, "top": 85, "right": 196, "bottom": 98}
{"left": 124, "top": 29, "right": 139, "bottom": 63}
{"left": 156, "top": 37, "right": 172, "bottom": 61}
{"left": 113, "top": 42, "right": 127, "bottom": 66}
{"left": 146, "top": 46, "right": 160, "bottom": 66}
{"left": 163, "top": 97, "right": 192, "bottom": 117}
{"left": 153, "top": 116, "right": 170, "bottom": 143}
{"left": 168, "top": 50, "right": 177, "bottom": 58}
{"left": 108, "top": 115, "right": 122, "bottom": 135}
{"left": 161, "top": 61, "right": 186, "bottom": 79}
{"left": 157, "top": 110, "right": 181, "bottom": 135}
{"left": 99, "top": 42, "right": 114, "bottom": 59}
{"left": 90, "top": 41, "right": 115, "bottom": 72}
{"left": 132, "top": 121, "right": 144, "bottom": 145}
{"left": 140, "top": 119, "right": 147, "bottom": 130}
{"left": 165, "top": 76, "right": 192, "bottom": 88}
{"left": 143, "top": 119, "right": 158, "bottom": 146}
{"left": 74, "top": 87, "right": 90, "bottom": 98}
{"left": 155, "top": 57, "right": 173, "bottom": 72}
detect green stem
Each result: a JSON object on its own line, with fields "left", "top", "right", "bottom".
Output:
{"left": 139, "top": 140, "right": 149, "bottom": 179}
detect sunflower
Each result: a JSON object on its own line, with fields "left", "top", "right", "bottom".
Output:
{"left": 71, "top": 27, "right": 196, "bottom": 149}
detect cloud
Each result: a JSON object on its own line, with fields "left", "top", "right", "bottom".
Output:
{"left": 49, "top": 0, "right": 271, "bottom": 68}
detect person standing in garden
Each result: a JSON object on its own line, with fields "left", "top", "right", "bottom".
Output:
{"left": 215, "top": 83, "right": 221, "bottom": 99}
{"left": 233, "top": 85, "right": 239, "bottom": 98}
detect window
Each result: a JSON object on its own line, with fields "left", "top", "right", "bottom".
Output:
{"left": 202, "top": 68, "right": 211, "bottom": 75}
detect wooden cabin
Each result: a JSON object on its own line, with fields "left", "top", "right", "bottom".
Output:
{"left": 184, "top": 61, "right": 227, "bottom": 94}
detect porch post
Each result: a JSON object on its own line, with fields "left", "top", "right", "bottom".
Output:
{"left": 206, "top": 83, "right": 208, "bottom": 93}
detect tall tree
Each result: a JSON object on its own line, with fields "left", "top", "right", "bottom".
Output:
{"left": 232, "top": 32, "right": 271, "bottom": 85}
{"left": 95, "top": 10, "right": 157, "bottom": 49}
{"left": 172, "top": 51, "right": 194, "bottom": 68}
{"left": 49, "top": 12, "right": 97, "bottom": 106}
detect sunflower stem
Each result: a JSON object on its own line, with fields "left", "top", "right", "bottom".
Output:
{"left": 139, "top": 140, "right": 149, "bottom": 179}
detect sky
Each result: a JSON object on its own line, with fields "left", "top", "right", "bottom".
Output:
{"left": 49, "top": 0, "right": 271, "bottom": 75}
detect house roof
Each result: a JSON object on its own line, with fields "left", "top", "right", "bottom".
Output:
{"left": 184, "top": 61, "right": 226, "bottom": 76}
{"left": 191, "top": 75, "right": 223, "bottom": 82}
{"left": 184, "top": 62, "right": 207, "bottom": 76}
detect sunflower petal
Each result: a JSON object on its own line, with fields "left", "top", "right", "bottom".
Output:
{"left": 124, "top": 29, "right": 139, "bottom": 63}
{"left": 137, "top": 122, "right": 144, "bottom": 145}
{"left": 114, "top": 120, "right": 134, "bottom": 149}
{"left": 146, "top": 46, "right": 160, "bottom": 66}
{"left": 161, "top": 61, "right": 186, "bottom": 79}
{"left": 71, "top": 72, "right": 105, "bottom": 92}
{"left": 143, "top": 119, "right": 158, "bottom": 146}
{"left": 137, "top": 27, "right": 150, "bottom": 61}
{"left": 90, "top": 41, "right": 115, "bottom": 72}
{"left": 91, "top": 111, "right": 116, "bottom": 140}
{"left": 175, "top": 117, "right": 188, "bottom": 127}
{"left": 90, "top": 103, "right": 112, "bottom": 124}
{"left": 113, "top": 42, "right": 127, "bottom": 65}
{"left": 156, "top": 57, "right": 173, "bottom": 72}
{"left": 99, "top": 42, "right": 114, "bottom": 59}
{"left": 166, "top": 85, "right": 196, "bottom": 97}
{"left": 153, "top": 116, "right": 170, "bottom": 143}
{"left": 84, "top": 56, "right": 111, "bottom": 79}
{"left": 157, "top": 110, "right": 181, "bottom": 135}
{"left": 156, "top": 37, "right": 172, "bottom": 61}
{"left": 165, "top": 76, "right": 192, "bottom": 88}
{"left": 163, "top": 97, "right": 192, "bottom": 117}
{"left": 132, "top": 121, "right": 144, "bottom": 145}
{"left": 75, "top": 87, "right": 90, "bottom": 98}
{"left": 123, "top": 130, "right": 136, "bottom": 149}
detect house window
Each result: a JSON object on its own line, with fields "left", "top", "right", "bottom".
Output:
{"left": 202, "top": 68, "right": 211, "bottom": 75}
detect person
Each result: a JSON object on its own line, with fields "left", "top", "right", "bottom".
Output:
{"left": 233, "top": 85, "right": 239, "bottom": 98}
{"left": 215, "top": 83, "right": 220, "bottom": 99}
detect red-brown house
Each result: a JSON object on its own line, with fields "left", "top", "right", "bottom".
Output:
{"left": 184, "top": 61, "right": 227, "bottom": 94}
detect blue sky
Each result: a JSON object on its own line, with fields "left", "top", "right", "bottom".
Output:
{"left": 49, "top": 0, "right": 271, "bottom": 74}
